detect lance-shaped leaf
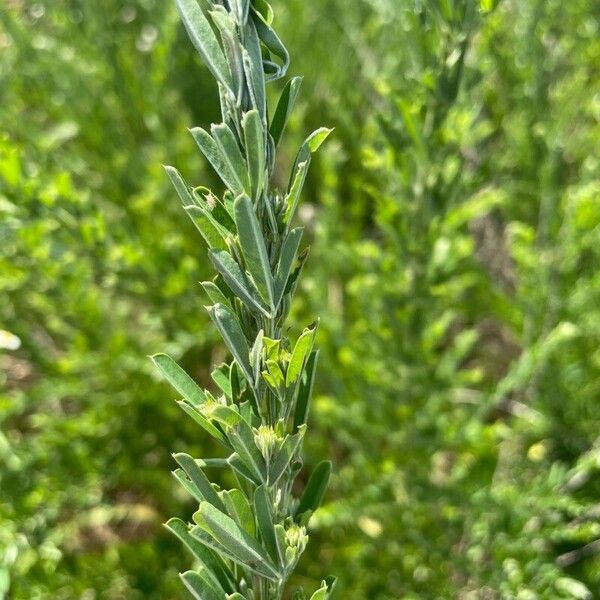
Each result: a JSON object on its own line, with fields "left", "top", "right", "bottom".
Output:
{"left": 183, "top": 205, "right": 228, "bottom": 250}
{"left": 194, "top": 502, "right": 282, "bottom": 580}
{"left": 295, "top": 460, "right": 332, "bottom": 521}
{"left": 177, "top": 401, "right": 230, "bottom": 447}
{"left": 191, "top": 127, "right": 245, "bottom": 196}
{"left": 222, "top": 489, "right": 255, "bottom": 537}
{"left": 207, "top": 303, "right": 253, "bottom": 384}
{"left": 283, "top": 161, "right": 308, "bottom": 225}
{"left": 254, "top": 485, "right": 282, "bottom": 565}
{"left": 286, "top": 326, "right": 317, "bottom": 387}
{"left": 164, "top": 165, "right": 194, "bottom": 207}
{"left": 234, "top": 194, "right": 274, "bottom": 308}
{"left": 211, "top": 123, "right": 249, "bottom": 195}
{"left": 209, "top": 249, "right": 270, "bottom": 316}
{"left": 227, "top": 452, "right": 262, "bottom": 486}
{"left": 166, "top": 519, "right": 234, "bottom": 593}
{"left": 201, "top": 280, "right": 233, "bottom": 310}
{"left": 151, "top": 353, "right": 206, "bottom": 407}
{"left": 242, "top": 110, "right": 266, "bottom": 201}
{"left": 172, "top": 468, "right": 205, "bottom": 503}
{"left": 251, "top": 7, "right": 289, "bottom": 80}
{"left": 175, "top": 0, "right": 231, "bottom": 89}
{"left": 174, "top": 453, "right": 227, "bottom": 513}
{"left": 271, "top": 76, "right": 302, "bottom": 147}
{"left": 249, "top": 329, "right": 264, "bottom": 384}
{"left": 269, "top": 425, "right": 306, "bottom": 485}
{"left": 287, "top": 127, "right": 333, "bottom": 192}
{"left": 274, "top": 227, "right": 303, "bottom": 308}
{"left": 242, "top": 19, "right": 266, "bottom": 119}
{"left": 227, "top": 419, "right": 267, "bottom": 483}
{"left": 293, "top": 350, "right": 319, "bottom": 431}
{"left": 211, "top": 363, "right": 232, "bottom": 398}
{"left": 180, "top": 569, "right": 225, "bottom": 600}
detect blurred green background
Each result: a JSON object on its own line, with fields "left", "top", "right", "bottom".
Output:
{"left": 1, "top": 0, "right": 599, "bottom": 598}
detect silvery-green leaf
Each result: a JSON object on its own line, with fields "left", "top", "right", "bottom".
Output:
{"left": 193, "top": 502, "right": 281, "bottom": 580}
{"left": 165, "top": 519, "right": 235, "bottom": 593}
{"left": 211, "top": 363, "right": 232, "bottom": 398}
{"left": 180, "top": 570, "right": 223, "bottom": 600}
{"left": 177, "top": 401, "right": 230, "bottom": 447}
{"left": 211, "top": 123, "right": 249, "bottom": 195}
{"left": 283, "top": 161, "right": 308, "bottom": 224}
{"left": 184, "top": 205, "right": 229, "bottom": 250}
{"left": 242, "top": 110, "right": 265, "bottom": 202}
{"left": 242, "top": 19, "right": 266, "bottom": 119}
{"left": 209, "top": 249, "right": 270, "bottom": 317}
{"left": 174, "top": 453, "right": 227, "bottom": 513}
{"left": 190, "top": 127, "right": 245, "bottom": 196}
{"left": 269, "top": 425, "right": 306, "bottom": 485}
{"left": 222, "top": 488, "right": 255, "bottom": 537}
{"left": 207, "top": 303, "right": 253, "bottom": 384}
{"left": 175, "top": 0, "right": 231, "bottom": 89}
{"left": 151, "top": 353, "right": 206, "bottom": 407}
{"left": 234, "top": 195, "right": 274, "bottom": 308}
{"left": 227, "top": 419, "right": 267, "bottom": 483}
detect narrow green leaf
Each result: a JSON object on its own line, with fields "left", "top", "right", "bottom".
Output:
{"left": 293, "top": 350, "right": 319, "bottom": 431}
{"left": 288, "top": 127, "right": 333, "bottom": 190}
{"left": 249, "top": 330, "right": 264, "bottom": 383}
{"left": 211, "top": 363, "right": 232, "bottom": 398}
{"left": 191, "top": 525, "right": 274, "bottom": 580}
{"left": 242, "top": 20, "right": 266, "bottom": 119}
{"left": 172, "top": 468, "right": 205, "bottom": 503}
{"left": 190, "top": 127, "right": 245, "bottom": 196}
{"left": 194, "top": 502, "right": 281, "bottom": 580}
{"left": 211, "top": 123, "right": 249, "bottom": 195}
{"left": 254, "top": 485, "right": 282, "bottom": 565}
{"left": 286, "top": 326, "right": 316, "bottom": 386}
{"left": 175, "top": 0, "right": 231, "bottom": 89}
{"left": 180, "top": 569, "right": 223, "bottom": 600}
{"left": 296, "top": 460, "right": 332, "bottom": 519}
{"left": 164, "top": 165, "right": 194, "bottom": 206}
{"left": 177, "top": 401, "right": 230, "bottom": 447}
{"left": 242, "top": 110, "right": 266, "bottom": 201}
{"left": 274, "top": 227, "right": 303, "bottom": 306}
{"left": 251, "top": 8, "right": 289, "bottom": 81}
{"left": 270, "top": 76, "right": 302, "bottom": 146}
{"left": 227, "top": 452, "right": 262, "bottom": 485}
{"left": 269, "top": 425, "right": 306, "bottom": 485}
{"left": 201, "top": 281, "right": 233, "bottom": 310}
{"left": 209, "top": 250, "right": 270, "bottom": 316}
{"left": 165, "top": 519, "right": 234, "bottom": 592}
{"left": 207, "top": 303, "right": 253, "bottom": 384}
{"left": 227, "top": 419, "right": 267, "bottom": 483}
{"left": 174, "top": 453, "right": 227, "bottom": 513}
{"left": 283, "top": 161, "right": 308, "bottom": 224}
{"left": 183, "top": 205, "right": 228, "bottom": 250}
{"left": 234, "top": 194, "right": 274, "bottom": 308}
{"left": 222, "top": 489, "right": 255, "bottom": 537}
{"left": 151, "top": 353, "right": 206, "bottom": 407}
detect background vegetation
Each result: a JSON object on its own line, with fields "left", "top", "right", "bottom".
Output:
{"left": 1, "top": 0, "right": 598, "bottom": 598}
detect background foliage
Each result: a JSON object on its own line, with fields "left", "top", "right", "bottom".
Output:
{"left": 1, "top": 0, "right": 599, "bottom": 598}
